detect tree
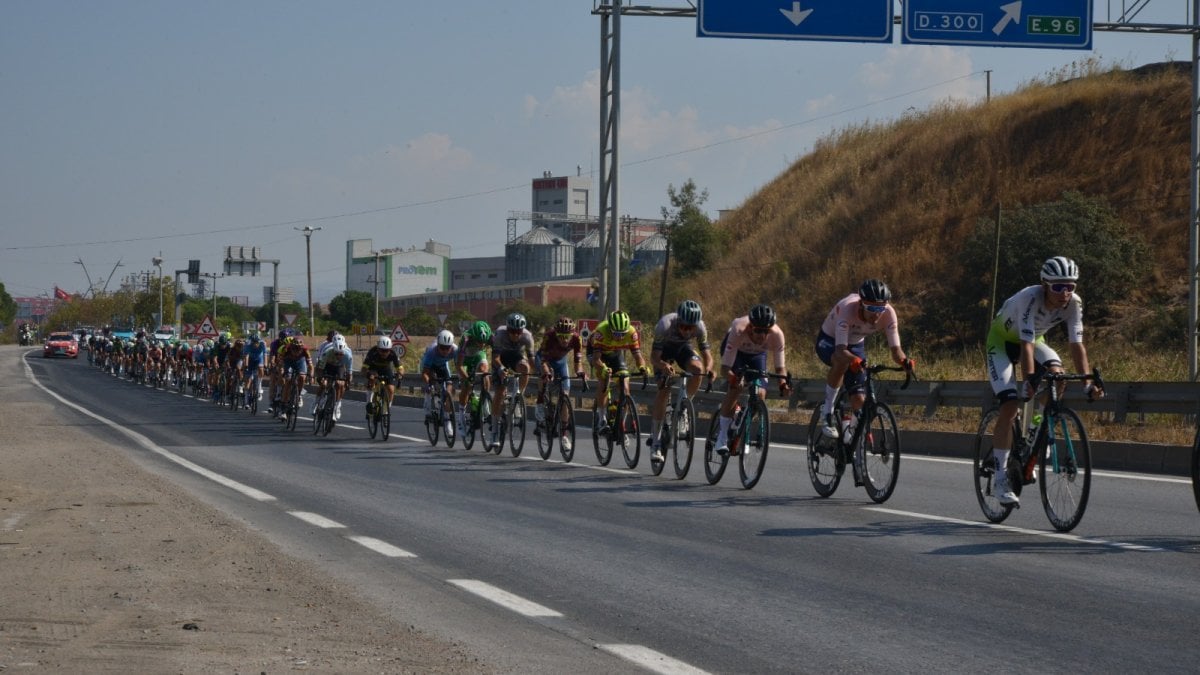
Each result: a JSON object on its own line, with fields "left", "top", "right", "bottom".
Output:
{"left": 328, "top": 290, "right": 374, "bottom": 326}
{"left": 913, "top": 192, "right": 1147, "bottom": 345}
{"left": 0, "top": 282, "right": 17, "bottom": 326}
{"left": 662, "top": 179, "right": 725, "bottom": 279}
{"left": 402, "top": 307, "right": 440, "bottom": 336}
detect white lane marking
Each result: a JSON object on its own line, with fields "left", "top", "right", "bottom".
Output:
{"left": 23, "top": 359, "right": 276, "bottom": 502}
{"left": 346, "top": 535, "right": 417, "bottom": 558}
{"left": 865, "top": 507, "right": 1166, "bottom": 552}
{"left": 598, "top": 644, "right": 711, "bottom": 675}
{"left": 287, "top": 511, "right": 345, "bottom": 528}
{"left": 447, "top": 579, "right": 563, "bottom": 617}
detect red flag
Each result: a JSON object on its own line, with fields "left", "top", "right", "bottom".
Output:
{"left": 54, "top": 286, "right": 71, "bottom": 301}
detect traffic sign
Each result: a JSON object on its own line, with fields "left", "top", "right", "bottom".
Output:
{"left": 902, "top": 0, "right": 1092, "bottom": 49}
{"left": 283, "top": 313, "right": 298, "bottom": 326}
{"left": 389, "top": 323, "right": 410, "bottom": 343}
{"left": 698, "top": 0, "right": 893, "bottom": 43}
{"left": 393, "top": 343, "right": 407, "bottom": 360}
{"left": 194, "top": 315, "right": 218, "bottom": 339}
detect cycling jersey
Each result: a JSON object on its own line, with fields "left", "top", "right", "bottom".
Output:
{"left": 420, "top": 342, "right": 458, "bottom": 370}
{"left": 243, "top": 341, "right": 267, "bottom": 366}
{"left": 587, "top": 320, "right": 641, "bottom": 356}
{"left": 652, "top": 313, "right": 710, "bottom": 353}
{"left": 491, "top": 327, "right": 534, "bottom": 370}
{"left": 819, "top": 293, "right": 900, "bottom": 348}
{"left": 721, "top": 316, "right": 785, "bottom": 370}
{"left": 362, "top": 346, "right": 400, "bottom": 374}
{"left": 537, "top": 329, "right": 583, "bottom": 363}
{"left": 989, "top": 285, "right": 1083, "bottom": 345}
{"left": 456, "top": 334, "right": 491, "bottom": 376}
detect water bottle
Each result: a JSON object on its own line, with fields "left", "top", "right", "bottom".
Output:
{"left": 469, "top": 392, "right": 480, "bottom": 414}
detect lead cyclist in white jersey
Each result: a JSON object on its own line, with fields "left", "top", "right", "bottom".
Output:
{"left": 985, "top": 255, "right": 1105, "bottom": 506}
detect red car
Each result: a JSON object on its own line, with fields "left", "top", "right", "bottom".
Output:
{"left": 43, "top": 332, "right": 79, "bottom": 359}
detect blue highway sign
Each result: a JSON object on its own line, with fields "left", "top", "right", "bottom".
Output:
{"left": 697, "top": 0, "right": 894, "bottom": 43}
{"left": 902, "top": 0, "right": 1092, "bottom": 49}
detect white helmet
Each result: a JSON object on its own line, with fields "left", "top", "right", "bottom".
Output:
{"left": 436, "top": 330, "right": 455, "bottom": 347}
{"left": 1040, "top": 256, "right": 1079, "bottom": 283}
{"left": 377, "top": 336, "right": 392, "bottom": 350}
{"left": 333, "top": 336, "right": 348, "bottom": 351}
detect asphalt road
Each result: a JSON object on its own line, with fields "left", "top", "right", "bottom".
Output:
{"left": 26, "top": 353, "right": 1200, "bottom": 674}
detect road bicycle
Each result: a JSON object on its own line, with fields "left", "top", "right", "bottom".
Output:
{"left": 704, "top": 368, "right": 791, "bottom": 489}
{"left": 650, "top": 370, "right": 711, "bottom": 479}
{"left": 807, "top": 362, "right": 914, "bottom": 503}
{"left": 973, "top": 368, "right": 1103, "bottom": 532}
{"left": 281, "top": 370, "right": 303, "bottom": 431}
{"left": 424, "top": 375, "right": 458, "bottom": 448}
{"left": 243, "top": 368, "right": 262, "bottom": 415}
{"left": 535, "top": 373, "right": 587, "bottom": 462}
{"left": 364, "top": 374, "right": 392, "bottom": 441}
{"left": 489, "top": 367, "right": 527, "bottom": 457}
{"left": 460, "top": 370, "right": 493, "bottom": 452}
{"left": 312, "top": 374, "right": 337, "bottom": 437}
{"left": 592, "top": 369, "right": 648, "bottom": 469}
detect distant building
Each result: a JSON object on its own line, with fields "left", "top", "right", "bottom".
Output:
{"left": 346, "top": 239, "right": 450, "bottom": 298}
{"left": 450, "top": 256, "right": 505, "bottom": 290}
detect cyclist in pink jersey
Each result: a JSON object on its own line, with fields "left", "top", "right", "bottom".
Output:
{"left": 815, "top": 279, "right": 914, "bottom": 439}
{"left": 713, "top": 304, "right": 791, "bottom": 454}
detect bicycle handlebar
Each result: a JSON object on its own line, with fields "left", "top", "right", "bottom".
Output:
{"left": 1040, "top": 367, "right": 1105, "bottom": 402}
{"left": 867, "top": 363, "right": 919, "bottom": 390}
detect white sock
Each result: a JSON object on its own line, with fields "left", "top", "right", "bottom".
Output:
{"left": 824, "top": 385, "right": 839, "bottom": 416}
{"left": 993, "top": 448, "right": 1010, "bottom": 474}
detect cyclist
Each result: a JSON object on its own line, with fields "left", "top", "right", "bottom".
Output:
{"left": 361, "top": 335, "right": 403, "bottom": 416}
{"left": 534, "top": 316, "right": 586, "bottom": 434}
{"left": 455, "top": 321, "right": 493, "bottom": 434}
{"left": 648, "top": 300, "right": 714, "bottom": 463}
{"left": 421, "top": 330, "right": 460, "bottom": 432}
{"left": 242, "top": 332, "right": 268, "bottom": 406}
{"left": 313, "top": 335, "right": 353, "bottom": 421}
{"left": 265, "top": 329, "right": 288, "bottom": 414}
{"left": 985, "top": 256, "right": 1104, "bottom": 506}
{"left": 587, "top": 309, "right": 649, "bottom": 433}
{"left": 714, "top": 304, "right": 791, "bottom": 454}
{"left": 816, "top": 279, "right": 914, "bottom": 440}
{"left": 278, "top": 335, "right": 314, "bottom": 415}
{"left": 489, "top": 313, "right": 536, "bottom": 446}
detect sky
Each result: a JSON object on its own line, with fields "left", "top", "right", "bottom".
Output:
{"left": 1, "top": 1, "right": 1193, "bottom": 305}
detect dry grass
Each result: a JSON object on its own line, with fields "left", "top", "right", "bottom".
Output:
{"left": 672, "top": 61, "right": 1192, "bottom": 350}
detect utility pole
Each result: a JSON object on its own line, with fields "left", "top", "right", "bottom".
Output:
{"left": 296, "top": 226, "right": 321, "bottom": 337}
{"left": 74, "top": 259, "right": 95, "bottom": 298}
{"left": 152, "top": 254, "right": 164, "bottom": 330}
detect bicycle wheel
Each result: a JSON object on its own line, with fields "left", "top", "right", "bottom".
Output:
{"left": 441, "top": 390, "right": 457, "bottom": 448}
{"left": 973, "top": 407, "right": 1017, "bottom": 523}
{"left": 558, "top": 396, "right": 576, "bottom": 463}
{"left": 860, "top": 402, "right": 901, "bottom": 503}
{"left": 703, "top": 409, "right": 728, "bottom": 485}
{"left": 617, "top": 396, "right": 641, "bottom": 469}
{"left": 367, "top": 395, "right": 380, "bottom": 440}
{"left": 285, "top": 389, "right": 299, "bottom": 431}
{"left": 650, "top": 404, "right": 669, "bottom": 477}
{"left": 508, "top": 396, "right": 525, "bottom": 456}
{"left": 425, "top": 396, "right": 440, "bottom": 446}
{"left": 1039, "top": 407, "right": 1091, "bottom": 532}
{"left": 380, "top": 408, "right": 390, "bottom": 441}
{"left": 593, "top": 402, "right": 613, "bottom": 467}
{"left": 672, "top": 398, "right": 695, "bottom": 480}
{"left": 320, "top": 395, "right": 336, "bottom": 437}
{"left": 312, "top": 391, "right": 327, "bottom": 434}
{"left": 807, "top": 406, "right": 844, "bottom": 497}
{"left": 478, "top": 395, "right": 495, "bottom": 453}
{"left": 739, "top": 398, "right": 770, "bottom": 489}
{"left": 535, "top": 399, "right": 553, "bottom": 460}
{"left": 462, "top": 399, "right": 477, "bottom": 451}
{"left": 1193, "top": 424, "right": 1200, "bottom": 514}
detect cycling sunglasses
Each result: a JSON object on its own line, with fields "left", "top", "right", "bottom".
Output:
{"left": 862, "top": 303, "right": 888, "bottom": 314}
{"left": 1048, "top": 282, "right": 1076, "bottom": 293}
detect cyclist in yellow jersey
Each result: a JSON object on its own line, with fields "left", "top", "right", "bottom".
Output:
{"left": 587, "top": 310, "right": 649, "bottom": 432}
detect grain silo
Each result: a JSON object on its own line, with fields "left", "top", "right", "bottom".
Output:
{"left": 506, "top": 226, "right": 574, "bottom": 282}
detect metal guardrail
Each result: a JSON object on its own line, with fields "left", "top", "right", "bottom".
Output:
{"left": 391, "top": 374, "right": 1200, "bottom": 421}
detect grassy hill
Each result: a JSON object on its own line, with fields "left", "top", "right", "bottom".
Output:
{"left": 668, "top": 59, "right": 1191, "bottom": 367}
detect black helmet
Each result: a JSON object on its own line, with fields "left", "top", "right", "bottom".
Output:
{"left": 859, "top": 279, "right": 891, "bottom": 304}
{"left": 748, "top": 304, "right": 776, "bottom": 329}
{"left": 506, "top": 313, "right": 527, "bottom": 331}
{"left": 676, "top": 299, "right": 702, "bottom": 325}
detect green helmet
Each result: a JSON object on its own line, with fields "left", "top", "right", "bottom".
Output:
{"left": 468, "top": 320, "right": 492, "bottom": 343}
{"left": 607, "top": 310, "right": 631, "bottom": 333}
